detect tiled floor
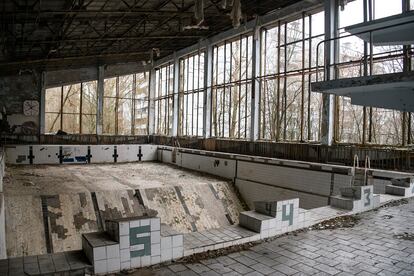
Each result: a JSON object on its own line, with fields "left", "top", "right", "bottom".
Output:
{"left": 142, "top": 198, "right": 414, "bottom": 276}
{"left": 0, "top": 250, "right": 92, "bottom": 276}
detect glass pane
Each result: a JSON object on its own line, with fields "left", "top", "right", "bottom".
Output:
{"left": 286, "top": 18, "right": 304, "bottom": 44}
{"left": 119, "top": 74, "right": 134, "bottom": 98}
{"left": 337, "top": 97, "right": 364, "bottom": 143}
{"left": 134, "top": 100, "right": 148, "bottom": 135}
{"left": 104, "top": 77, "right": 117, "bottom": 97}
{"left": 339, "top": 0, "right": 364, "bottom": 28}
{"left": 223, "top": 87, "right": 230, "bottom": 137}
{"left": 309, "top": 74, "right": 322, "bottom": 141}
{"left": 136, "top": 72, "right": 149, "bottom": 99}
{"left": 81, "top": 114, "right": 96, "bottom": 134}
{"left": 311, "top": 35, "right": 324, "bottom": 68}
{"left": 263, "top": 27, "right": 279, "bottom": 76}
{"left": 62, "top": 84, "right": 81, "bottom": 114}
{"left": 231, "top": 40, "right": 241, "bottom": 82}
{"left": 199, "top": 53, "right": 205, "bottom": 89}
{"left": 230, "top": 85, "right": 239, "bottom": 138}
{"left": 197, "top": 91, "right": 204, "bottom": 136}
{"left": 62, "top": 113, "right": 80, "bottom": 133}
{"left": 371, "top": 108, "right": 401, "bottom": 145}
{"left": 285, "top": 76, "right": 302, "bottom": 141}
{"left": 286, "top": 41, "right": 303, "bottom": 72}
{"left": 217, "top": 45, "right": 225, "bottom": 84}
{"left": 118, "top": 98, "right": 132, "bottom": 135}
{"left": 82, "top": 81, "right": 97, "bottom": 114}
{"left": 311, "top": 11, "right": 324, "bottom": 37}
{"left": 45, "top": 113, "right": 61, "bottom": 133}
{"left": 374, "top": 0, "right": 401, "bottom": 19}
{"left": 45, "top": 87, "right": 61, "bottom": 113}
{"left": 103, "top": 97, "right": 116, "bottom": 134}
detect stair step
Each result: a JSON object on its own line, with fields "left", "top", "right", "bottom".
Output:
{"left": 391, "top": 177, "right": 412, "bottom": 188}
{"left": 239, "top": 211, "right": 275, "bottom": 233}
{"left": 340, "top": 187, "right": 361, "bottom": 199}
{"left": 385, "top": 185, "right": 414, "bottom": 197}
{"left": 330, "top": 196, "right": 355, "bottom": 210}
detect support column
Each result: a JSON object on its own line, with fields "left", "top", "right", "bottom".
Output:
{"left": 172, "top": 53, "right": 180, "bottom": 137}
{"left": 204, "top": 41, "right": 213, "bottom": 138}
{"left": 39, "top": 71, "right": 46, "bottom": 134}
{"left": 402, "top": 0, "right": 410, "bottom": 146}
{"left": 96, "top": 65, "right": 104, "bottom": 135}
{"left": 148, "top": 68, "right": 157, "bottom": 135}
{"left": 321, "top": 0, "right": 338, "bottom": 146}
{"left": 250, "top": 26, "right": 261, "bottom": 141}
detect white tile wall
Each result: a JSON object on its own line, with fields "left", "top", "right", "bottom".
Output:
{"left": 5, "top": 144, "right": 157, "bottom": 165}
{"left": 235, "top": 178, "right": 328, "bottom": 210}
{"left": 237, "top": 161, "right": 332, "bottom": 196}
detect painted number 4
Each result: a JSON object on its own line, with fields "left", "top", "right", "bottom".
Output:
{"left": 364, "top": 189, "right": 371, "bottom": 207}
{"left": 282, "top": 203, "right": 294, "bottom": 226}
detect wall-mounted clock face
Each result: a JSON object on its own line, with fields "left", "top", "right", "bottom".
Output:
{"left": 23, "top": 100, "right": 39, "bottom": 116}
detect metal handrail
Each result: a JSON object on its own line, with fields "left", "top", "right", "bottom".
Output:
{"left": 358, "top": 49, "right": 413, "bottom": 75}
{"left": 350, "top": 154, "right": 359, "bottom": 186}
{"left": 364, "top": 155, "right": 371, "bottom": 186}
{"left": 315, "top": 16, "right": 414, "bottom": 82}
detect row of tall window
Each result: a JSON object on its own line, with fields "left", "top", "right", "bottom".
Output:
{"left": 153, "top": 0, "right": 413, "bottom": 145}
{"left": 45, "top": 72, "right": 149, "bottom": 135}
{"left": 45, "top": 0, "right": 413, "bottom": 145}
{"left": 212, "top": 35, "right": 253, "bottom": 139}
{"left": 154, "top": 63, "right": 174, "bottom": 135}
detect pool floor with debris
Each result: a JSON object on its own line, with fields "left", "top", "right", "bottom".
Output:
{"left": 3, "top": 162, "right": 246, "bottom": 257}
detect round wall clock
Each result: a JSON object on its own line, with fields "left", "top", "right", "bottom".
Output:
{"left": 23, "top": 100, "right": 40, "bottom": 116}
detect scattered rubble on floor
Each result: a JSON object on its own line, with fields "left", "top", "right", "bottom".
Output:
{"left": 308, "top": 215, "right": 361, "bottom": 230}
{"left": 380, "top": 198, "right": 408, "bottom": 208}
{"left": 394, "top": 232, "right": 414, "bottom": 241}
{"left": 179, "top": 242, "right": 257, "bottom": 263}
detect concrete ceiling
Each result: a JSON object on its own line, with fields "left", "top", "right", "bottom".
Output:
{"left": 0, "top": 0, "right": 301, "bottom": 74}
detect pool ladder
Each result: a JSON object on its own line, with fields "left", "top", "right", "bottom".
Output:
{"left": 350, "top": 154, "right": 371, "bottom": 186}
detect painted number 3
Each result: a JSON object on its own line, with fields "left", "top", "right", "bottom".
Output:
{"left": 364, "top": 189, "right": 371, "bottom": 207}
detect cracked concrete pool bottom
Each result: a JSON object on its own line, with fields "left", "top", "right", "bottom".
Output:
{"left": 3, "top": 162, "right": 246, "bottom": 257}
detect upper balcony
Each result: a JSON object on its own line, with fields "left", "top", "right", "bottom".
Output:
{"left": 345, "top": 10, "right": 414, "bottom": 46}
{"left": 311, "top": 11, "right": 414, "bottom": 112}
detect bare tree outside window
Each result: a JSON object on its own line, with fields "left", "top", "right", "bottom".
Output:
{"left": 336, "top": 0, "right": 406, "bottom": 145}
{"left": 155, "top": 63, "right": 174, "bottom": 135}
{"left": 179, "top": 52, "right": 205, "bottom": 137}
{"left": 211, "top": 35, "right": 252, "bottom": 139}
{"left": 45, "top": 81, "right": 97, "bottom": 134}
{"left": 103, "top": 73, "right": 149, "bottom": 135}
{"left": 260, "top": 10, "right": 324, "bottom": 142}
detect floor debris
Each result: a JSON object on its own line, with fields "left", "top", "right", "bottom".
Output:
{"left": 307, "top": 215, "right": 361, "bottom": 230}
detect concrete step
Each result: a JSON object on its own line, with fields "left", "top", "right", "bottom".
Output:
{"left": 385, "top": 185, "right": 414, "bottom": 197}
{"left": 353, "top": 180, "right": 365, "bottom": 185}
{"left": 330, "top": 196, "right": 355, "bottom": 210}
{"left": 391, "top": 177, "right": 413, "bottom": 188}
{"left": 254, "top": 201, "right": 277, "bottom": 217}
{"left": 340, "top": 187, "right": 362, "bottom": 199}
{"left": 239, "top": 211, "right": 275, "bottom": 233}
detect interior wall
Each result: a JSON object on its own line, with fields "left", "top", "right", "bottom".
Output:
{"left": 0, "top": 71, "right": 41, "bottom": 134}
